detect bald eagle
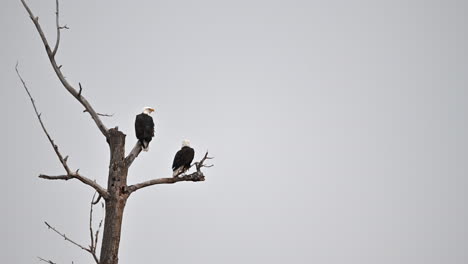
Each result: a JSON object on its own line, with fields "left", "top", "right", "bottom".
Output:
{"left": 172, "top": 139, "right": 195, "bottom": 177}
{"left": 135, "top": 107, "right": 155, "bottom": 152}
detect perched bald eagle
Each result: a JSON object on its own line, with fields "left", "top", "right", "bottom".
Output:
{"left": 172, "top": 139, "right": 195, "bottom": 177}
{"left": 135, "top": 107, "right": 155, "bottom": 152}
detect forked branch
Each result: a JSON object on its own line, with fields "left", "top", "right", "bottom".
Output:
{"left": 126, "top": 151, "right": 213, "bottom": 194}
{"left": 16, "top": 64, "right": 109, "bottom": 199}
{"left": 19, "top": 0, "right": 109, "bottom": 137}
{"left": 192, "top": 151, "right": 214, "bottom": 172}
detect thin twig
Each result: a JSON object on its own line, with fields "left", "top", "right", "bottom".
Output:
{"left": 16, "top": 63, "right": 71, "bottom": 174}
{"left": 92, "top": 194, "right": 102, "bottom": 205}
{"left": 78, "top": 83, "right": 112, "bottom": 117}
{"left": 78, "top": 82, "right": 82, "bottom": 97}
{"left": 192, "top": 151, "right": 214, "bottom": 172}
{"left": 52, "top": 0, "right": 60, "bottom": 56}
{"left": 38, "top": 257, "right": 57, "bottom": 264}
{"left": 89, "top": 193, "right": 96, "bottom": 253}
{"left": 44, "top": 221, "right": 99, "bottom": 264}
{"left": 94, "top": 202, "right": 104, "bottom": 254}
{"left": 96, "top": 113, "right": 114, "bottom": 117}
{"left": 44, "top": 221, "right": 89, "bottom": 252}
{"left": 83, "top": 109, "right": 114, "bottom": 117}
{"left": 89, "top": 193, "right": 104, "bottom": 261}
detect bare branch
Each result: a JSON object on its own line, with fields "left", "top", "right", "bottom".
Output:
{"left": 17, "top": 63, "right": 109, "bottom": 199}
{"left": 44, "top": 221, "right": 99, "bottom": 264}
{"left": 124, "top": 142, "right": 142, "bottom": 168}
{"left": 127, "top": 151, "right": 213, "bottom": 194}
{"left": 38, "top": 257, "right": 57, "bottom": 264}
{"left": 127, "top": 172, "right": 205, "bottom": 194}
{"left": 19, "top": 0, "right": 109, "bottom": 137}
{"left": 39, "top": 174, "right": 108, "bottom": 199}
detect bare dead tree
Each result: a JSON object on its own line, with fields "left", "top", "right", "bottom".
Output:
{"left": 17, "top": 1, "right": 213, "bottom": 264}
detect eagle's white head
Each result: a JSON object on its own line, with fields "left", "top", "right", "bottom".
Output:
{"left": 182, "top": 139, "right": 191, "bottom": 147}
{"left": 142, "top": 106, "right": 155, "bottom": 115}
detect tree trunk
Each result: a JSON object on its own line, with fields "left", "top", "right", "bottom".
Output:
{"left": 100, "top": 128, "right": 129, "bottom": 264}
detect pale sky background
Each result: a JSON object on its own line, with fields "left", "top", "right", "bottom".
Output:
{"left": 1, "top": 0, "right": 468, "bottom": 263}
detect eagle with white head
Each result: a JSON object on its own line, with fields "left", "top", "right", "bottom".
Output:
{"left": 172, "top": 139, "right": 195, "bottom": 177}
{"left": 135, "top": 106, "right": 155, "bottom": 151}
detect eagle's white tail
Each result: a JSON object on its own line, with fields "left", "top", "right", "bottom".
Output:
{"left": 173, "top": 167, "right": 183, "bottom": 177}
{"left": 141, "top": 141, "right": 149, "bottom": 152}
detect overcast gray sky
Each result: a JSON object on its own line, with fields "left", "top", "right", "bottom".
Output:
{"left": 2, "top": 0, "right": 468, "bottom": 263}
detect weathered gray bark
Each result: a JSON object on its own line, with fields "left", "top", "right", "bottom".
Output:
{"left": 100, "top": 128, "right": 129, "bottom": 264}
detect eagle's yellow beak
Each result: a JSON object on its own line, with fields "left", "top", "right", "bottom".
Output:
{"left": 150, "top": 108, "right": 155, "bottom": 112}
